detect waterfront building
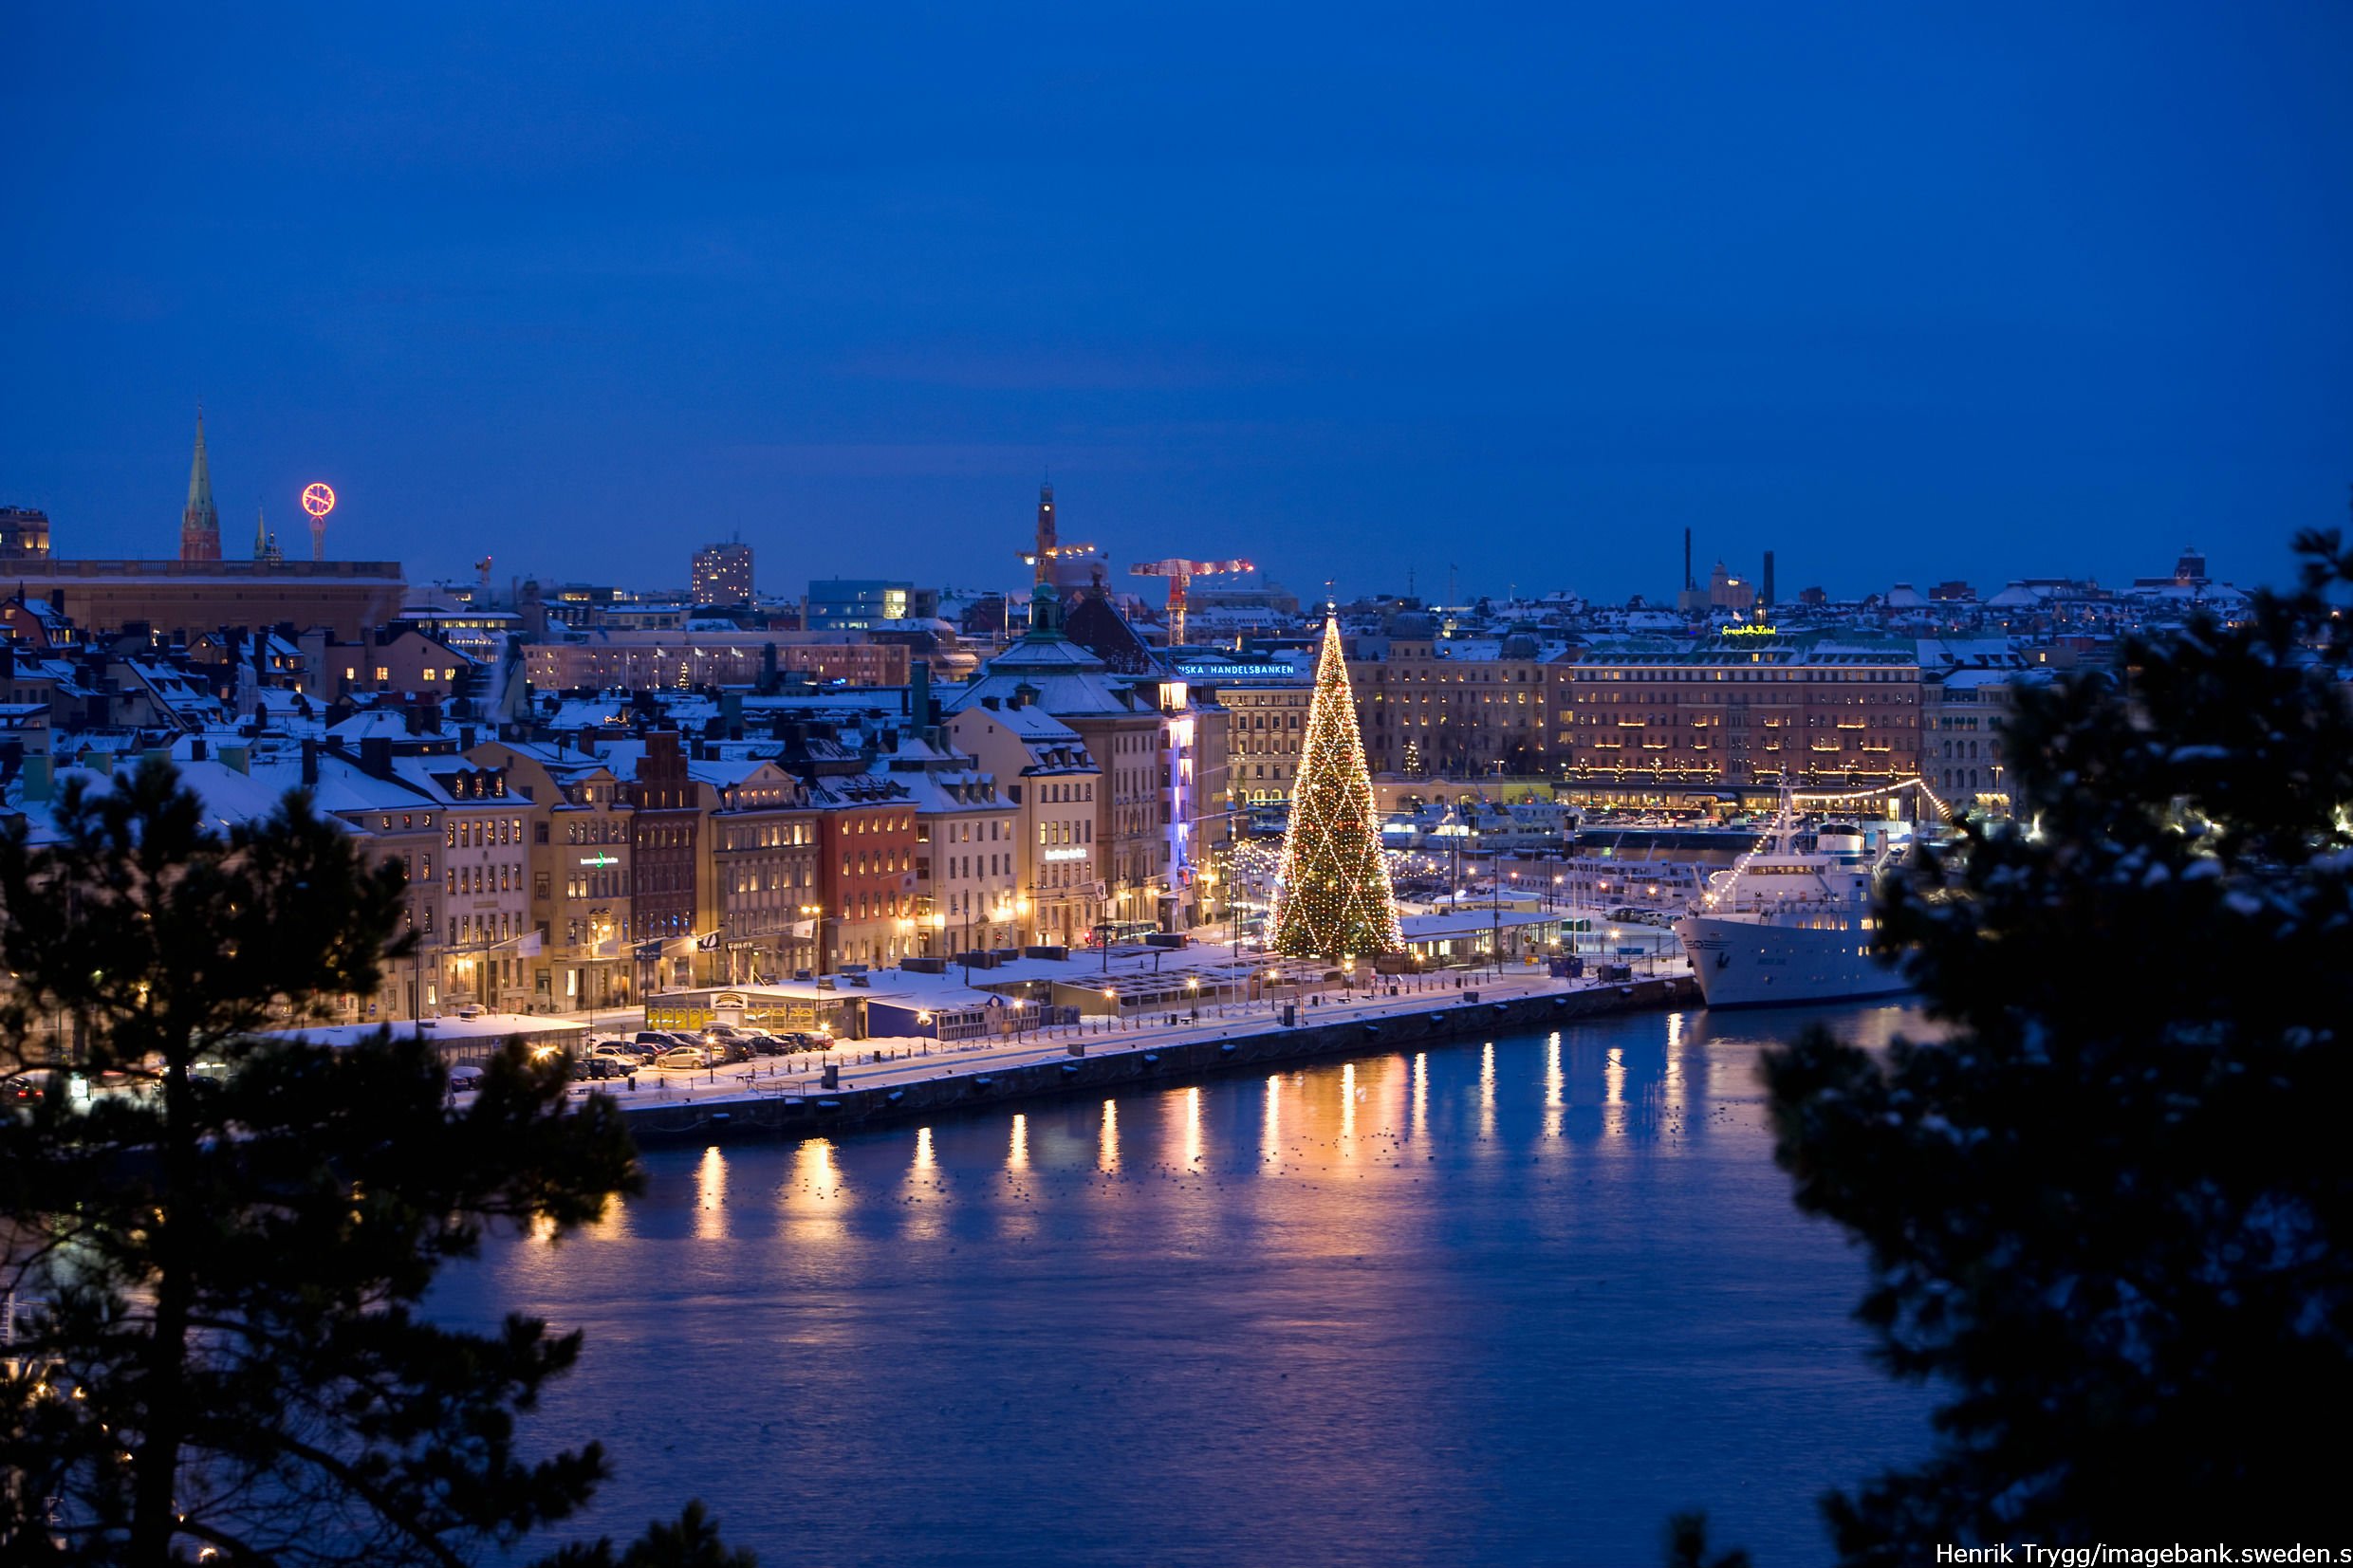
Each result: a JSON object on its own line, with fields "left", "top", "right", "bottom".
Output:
{"left": 404, "top": 752, "right": 534, "bottom": 1012}
{"left": 625, "top": 731, "right": 708, "bottom": 993}
{"left": 948, "top": 590, "right": 1199, "bottom": 938}
{"left": 468, "top": 738, "right": 639, "bottom": 1013}
{"left": 1550, "top": 633, "right": 1921, "bottom": 797}
{"left": 879, "top": 734, "right": 1021, "bottom": 958}
{"left": 812, "top": 774, "right": 918, "bottom": 969}
{"left": 1348, "top": 630, "right": 1553, "bottom": 779}
{"left": 1184, "top": 659, "right": 1314, "bottom": 807}
{"left": 700, "top": 757, "right": 821, "bottom": 982}
{"left": 944, "top": 698, "right": 1102, "bottom": 950}
{"left": 1921, "top": 667, "right": 2040, "bottom": 815}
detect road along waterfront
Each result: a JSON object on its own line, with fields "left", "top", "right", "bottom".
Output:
{"left": 599, "top": 968, "right": 1697, "bottom": 1145}
{"left": 435, "top": 998, "right": 1936, "bottom": 1567}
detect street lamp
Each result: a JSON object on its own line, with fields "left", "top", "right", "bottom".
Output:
{"left": 585, "top": 908, "right": 611, "bottom": 1042}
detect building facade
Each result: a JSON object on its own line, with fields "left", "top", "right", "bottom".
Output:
{"left": 945, "top": 699, "right": 1102, "bottom": 950}
{"left": 692, "top": 541, "right": 754, "bottom": 607}
{"left": 524, "top": 631, "right": 907, "bottom": 691}
{"left": 704, "top": 759, "right": 821, "bottom": 981}
{"left": 814, "top": 778, "right": 917, "bottom": 969}
{"left": 1551, "top": 636, "right": 1921, "bottom": 794}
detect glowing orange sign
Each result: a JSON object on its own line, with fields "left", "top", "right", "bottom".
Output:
{"left": 301, "top": 483, "right": 337, "bottom": 519}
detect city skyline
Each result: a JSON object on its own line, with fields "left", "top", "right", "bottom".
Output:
{"left": 6, "top": 5, "right": 2349, "bottom": 602}
{"left": 0, "top": 409, "right": 2310, "bottom": 609}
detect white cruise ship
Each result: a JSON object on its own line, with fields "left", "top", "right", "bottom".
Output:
{"left": 1672, "top": 802, "right": 1913, "bottom": 1009}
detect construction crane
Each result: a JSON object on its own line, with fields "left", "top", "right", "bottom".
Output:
{"left": 1130, "top": 558, "right": 1254, "bottom": 649}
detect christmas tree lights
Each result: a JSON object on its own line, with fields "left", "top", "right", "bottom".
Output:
{"left": 1272, "top": 617, "right": 1405, "bottom": 958}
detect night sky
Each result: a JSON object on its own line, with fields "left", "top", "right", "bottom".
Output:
{"left": 6, "top": 4, "right": 2349, "bottom": 606}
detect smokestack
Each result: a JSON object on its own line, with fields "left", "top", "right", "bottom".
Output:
{"left": 1683, "top": 527, "right": 1694, "bottom": 592}
{"left": 1762, "top": 551, "right": 1776, "bottom": 611}
{"left": 910, "top": 660, "right": 932, "bottom": 729}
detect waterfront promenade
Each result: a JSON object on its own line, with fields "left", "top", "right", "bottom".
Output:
{"left": 539, "top": 961, "right": 1699, "bottom": 1142}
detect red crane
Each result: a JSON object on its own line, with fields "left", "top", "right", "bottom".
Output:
{"left": 1130, "top": 558, "right": 1253, "bottom": 649}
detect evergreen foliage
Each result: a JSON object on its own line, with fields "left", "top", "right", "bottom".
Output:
{"left": 0, "top": 759, "right": 745, "bottom": 1566}
{"left": 1754, "top": 531, "right": 2353, "bottom": 1557}
{"left": 1272, "top": 618, "right": 1403, "bottom": 958}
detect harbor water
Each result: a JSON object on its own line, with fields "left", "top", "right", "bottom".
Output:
{"left": 434, "top": 1001, "right": 1937, "bottom": 1567}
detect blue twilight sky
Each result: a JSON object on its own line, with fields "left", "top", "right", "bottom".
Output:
{"left": 5, "top": 3, "right": 2350, "bottom": 608}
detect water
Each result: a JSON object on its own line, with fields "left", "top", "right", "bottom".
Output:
{"left": 435, "top": 1002, "right": 1937, "bottom": 1566}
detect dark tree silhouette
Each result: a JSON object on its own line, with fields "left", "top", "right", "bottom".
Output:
{"left": 1753, "top": 530, "right": 2353, "bottom": 1559}
{"left": 0, "top": 759, "right": 746, "bottom": 1565}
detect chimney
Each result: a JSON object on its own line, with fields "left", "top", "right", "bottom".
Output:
{"left": 1762, "top": 551, "right": 1776, "bottom": 611}
{"left": 191, "top": 737, "right": 207, "bottom": 762}
{"left": 361, "top": 735, "right": 394, "bottom": 779}
{"left": 910, "top": 661, "right": 932, "bottom": 729}
{"left": 22, "top": 753, "right": 51, "bottom": 802}
{"left": 460, "top": 723, "right": 477, "bottom": 753}
{"left": 301, "top": 738, "right": 320, "bottom": 788}
{"left": 219, "top": 744, "right": 250, "bottom": 775}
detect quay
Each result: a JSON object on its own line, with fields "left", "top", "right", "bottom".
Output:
{"left": 591, "top": 969, "right": 1698, "bottom": 1147}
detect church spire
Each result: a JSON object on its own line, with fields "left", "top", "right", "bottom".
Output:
{"left": 180, "top": 408, "right": 221, "bottom": 563}
{"left": 253, "top": 500, "right": 268, "bottom": 560}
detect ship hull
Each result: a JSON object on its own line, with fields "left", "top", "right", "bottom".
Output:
{"left": 1672, "top": 914, "right": 1913, "bottom": 1008}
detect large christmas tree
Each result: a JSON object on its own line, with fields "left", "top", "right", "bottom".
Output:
{"left": 1272, "top": 616, "right": 1404, "bottom": 958}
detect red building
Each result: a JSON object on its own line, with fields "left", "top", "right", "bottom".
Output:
{"left": 626, "top": 731, "right": 706, "bottom": 990}
{"left": 814, "top": 776, "right": 917, "bottom": 970}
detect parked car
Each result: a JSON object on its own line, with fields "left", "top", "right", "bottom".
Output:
{"left": 632, "top": 1031, "right": 683, "bottom": 1052}
{"left": 446, "top": 1063, "right": 486, "bottom": 1092}
{"left": 569, "top": 1056, "right": 629, "bottom": 1081}
{"left": 584, "top": 1044, "right": 642, "bottom": 1072}
{"left": 654, "top": 1044, "right": 711, "bottom": 1070}
{"left": 709, "top": 1039, "right": 755, "bottom": 1063}
{"left": 740, "top": 1032, "right": 787, "bottom": 1057}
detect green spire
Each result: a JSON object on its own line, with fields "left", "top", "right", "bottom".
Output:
{"left": 187, "top": 410, "right": 214, "bottom": 519}
{"left": 180, "top": 407, "right": 221, "bottom": 561}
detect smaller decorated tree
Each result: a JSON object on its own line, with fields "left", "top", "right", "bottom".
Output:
{"left": 1272, "top": 616, "right": 1403, "bottom": 959}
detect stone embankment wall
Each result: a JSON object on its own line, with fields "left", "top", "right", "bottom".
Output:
{"left": 620, "top": 976, "right": 1698, "bottom": 1148}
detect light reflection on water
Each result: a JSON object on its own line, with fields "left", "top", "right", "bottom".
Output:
{"left": 448, "top": 1002, "right": 1939, "bottom": 1568}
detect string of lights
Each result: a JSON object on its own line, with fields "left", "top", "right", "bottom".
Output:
{"left": 1271, "top": 617, "right": 1405, "bottom": 958}
{"left": 1697, "top": 775, "right": 1950, "bottom": 912}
